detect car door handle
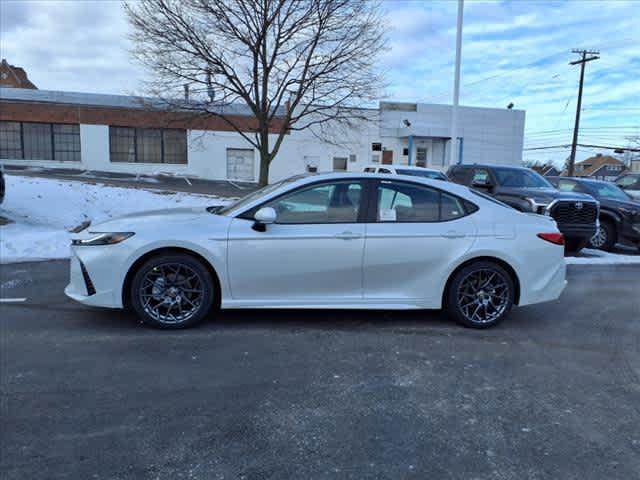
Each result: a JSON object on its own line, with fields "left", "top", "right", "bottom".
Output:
{"left": 441, "top": 231, "right": 466, "bottom": 239}
{"left": 334, "top": 231, "right": 362, "bottom": 240}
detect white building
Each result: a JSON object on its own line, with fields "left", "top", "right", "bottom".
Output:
{"left": 0, "top": 87, "right": 525, "bottom": 182}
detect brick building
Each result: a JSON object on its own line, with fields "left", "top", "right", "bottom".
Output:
{"left": 0, "top": 59, "right": 37, "bottom": 89}
{"left": 0, "top": 86, "right": 526, "bottom": 183}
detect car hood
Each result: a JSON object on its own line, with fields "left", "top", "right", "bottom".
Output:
{"left": 498, "top": 187, "right": 595, "bottom": 203}
{"left": 598, "top": 197, "right": 640, "bottom": 211}
{"left": 87, "top": 206, "right": 219, "bottom": 232}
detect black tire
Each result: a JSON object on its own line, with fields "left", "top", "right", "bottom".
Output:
{"left": 564, "top": 238, "right": 588, "bottom": 255}
{"left": 589, "top": 219, "right": 616, "bottom": 252}
{"left": 445, "top": 261, "right": 515, "bottom": 329}
{"left": 130, "top": 254, "right": 217, "bottom": 329}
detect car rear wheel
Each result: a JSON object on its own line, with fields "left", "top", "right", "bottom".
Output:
{"left": 589, "top": 220, "right": 616, "bottom": 251}
{"left": 446, "top": 261, "right": 514, "bottom": 329}
{"left": 130, "top": 254, "right": 216, "bottom": 329}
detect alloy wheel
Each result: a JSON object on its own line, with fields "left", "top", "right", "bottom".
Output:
{"left": 456, "top": 268, "right": 510, "bottom": 325}
{"left": 138, "top": 262, "right": 204, "bottom": 324}
{"left": 590, "top": 226, "right": 607, "bottom": 249}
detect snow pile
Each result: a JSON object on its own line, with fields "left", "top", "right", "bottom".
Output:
{"left": 566, "top": 248, "right": 640, "bottom": 265}
{"left": 0, "top": 175, "right": 230, "bottom": 263}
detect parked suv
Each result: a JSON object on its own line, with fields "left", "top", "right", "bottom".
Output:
{"left": 447, "top": 164, "right": 599, "bottom": 252}
{"left": 548, "top": 177, "right": 640, "bottom": 251}
{"left": 615, "top": 173, "right": 640, "bottom": 200}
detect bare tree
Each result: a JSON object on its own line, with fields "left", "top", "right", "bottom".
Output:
{"left": 125, "top": 0, "right": 386, "bottom": 185}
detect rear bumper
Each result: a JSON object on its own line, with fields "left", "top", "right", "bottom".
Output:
{"left": 519, "top": 260, "right": 567, "bottom": 306}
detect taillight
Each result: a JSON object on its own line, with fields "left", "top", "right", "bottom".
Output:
{"left": 537, "top": 232, "right": 565, "bottom": 245}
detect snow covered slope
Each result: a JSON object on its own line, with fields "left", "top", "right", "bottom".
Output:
{"left": 0, "top": 175, "right": 229, "bottom": 263}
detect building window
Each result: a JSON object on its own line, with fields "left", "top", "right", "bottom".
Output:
{"left": 402, "top": 148, "right": 409, "bottom": 156}
{"left": 0, "top": 121, "right": 22, "bottom": 159}
{"left": 109, "top": 127, "right": 187, "bottom": 164}
{"left": 333, "top": 157, "right": 348, "bottom": 172}
{"left": 23, "top": 122, "right": 53, "bottom": 160}
{"left": 0, "top": 121, "right": 80, "bottom": 161}
{"left": 52, "top": 124, "right": 81, "bottom": 162}
{"left": 372, "top": 142, "right": 382, "bottom": 152}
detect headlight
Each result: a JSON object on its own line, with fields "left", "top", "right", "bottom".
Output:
{"left": 525, "top": 197, "right": 549, "bottom": 213}
{"left": 618, "top": 206, "right": 640, "bottom": 216}
{"left": 72, "top": 232, "right": 135, "bottom": 246}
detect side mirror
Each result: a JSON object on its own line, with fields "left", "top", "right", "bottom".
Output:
{"left": 252, "top": 207, "right": 277, "bottom": 231}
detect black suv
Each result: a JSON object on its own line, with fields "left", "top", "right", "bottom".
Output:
{"left": 447, "top": 164, "right": 599, "bottom": 252}
{"left": 548, "top": 177, "right": 640, "bottom": 251}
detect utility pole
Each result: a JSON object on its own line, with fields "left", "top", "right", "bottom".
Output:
{"left": 567, "top": 49, "right": 599, "bottom": 176}
{"left": 449, "top": 0, "right": 464, "bottom": 166}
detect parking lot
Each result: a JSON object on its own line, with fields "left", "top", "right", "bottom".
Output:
{"left": 1, "top": 260, "right": 639, "bottom": 479}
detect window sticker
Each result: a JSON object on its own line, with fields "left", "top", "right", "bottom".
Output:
{"left": 379, "top": 208, "right": 397, "bottom": 222}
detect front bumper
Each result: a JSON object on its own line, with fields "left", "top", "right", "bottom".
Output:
{"left": 65, "top": 248, "right": 124, "bottom": 308}
{"left": 558, "top": 223, "right": 598, "bottom": 241}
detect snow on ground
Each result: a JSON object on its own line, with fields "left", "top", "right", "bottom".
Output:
{"left": 565, "top": 248, "right": 640, "bottom": 265}
{"left": 0, "top": 175, "right": 230, "bottom": 264}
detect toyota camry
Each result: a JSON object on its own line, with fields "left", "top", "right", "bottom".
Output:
{"left": 65, "top": 172, "right": 567, "bottom": 329}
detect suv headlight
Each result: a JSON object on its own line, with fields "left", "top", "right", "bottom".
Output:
{"left": 72, "top": 232, "right": 135, "bottom": 246}
{"left": 525, "top": 197, "right": 550, "bottom": 213}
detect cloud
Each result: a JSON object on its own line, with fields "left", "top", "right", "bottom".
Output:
{"left": 0, "top": 0, "right": 637, "bottom": 164}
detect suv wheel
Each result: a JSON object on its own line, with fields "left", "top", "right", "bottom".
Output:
{"left": 589, "top": 220, "right": 616, "bottom": 251}
{"left": 446, "top": 261, "right": 514, "bottom": 329}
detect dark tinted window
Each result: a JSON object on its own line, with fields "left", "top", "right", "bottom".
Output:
{"left": 376, "top": 181, "right": 468, "bottom": 222}
{"left": 493, "top": 168, "right": 552, "bottom": 188}
{"left": 448, "top": 168, "right": 470, "bottom": 184}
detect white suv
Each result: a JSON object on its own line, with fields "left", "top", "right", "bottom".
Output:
{"left": 363, "top": 165, "right": 448, "bottom": 181}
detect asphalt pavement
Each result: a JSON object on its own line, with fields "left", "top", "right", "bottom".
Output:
{"left": 1, "top": 261, "right": 639, "bottom": 479}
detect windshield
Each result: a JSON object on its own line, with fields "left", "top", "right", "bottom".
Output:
{"left": 217, "top": 175, "right": 306, "bottom": 216}
{"left": 494, "top": 168, "right": 552, "bottom": 188}
{"left": 395, "top": 169, "right": 446, "bottom": 180}
{"left": 586, "top": 182, "right": 632, "bottom": 201}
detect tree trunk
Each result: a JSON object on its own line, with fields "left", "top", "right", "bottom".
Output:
{"left": 258, "top": 149, "right": 271, "bottom": 186}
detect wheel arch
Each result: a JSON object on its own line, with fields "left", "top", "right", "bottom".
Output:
{"left": 441, "top": 256, "right": 521, "bottom": 308}
{"left": 121, "top": 246, "right": 222, "bottom": 309}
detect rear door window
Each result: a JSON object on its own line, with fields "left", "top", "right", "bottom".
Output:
{"left": 376, "top": 181, "right": 467, "bottom": 223}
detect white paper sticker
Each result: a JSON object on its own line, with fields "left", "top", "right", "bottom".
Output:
{"left": 380, "top": 208, "right": 397, "bottom": 222}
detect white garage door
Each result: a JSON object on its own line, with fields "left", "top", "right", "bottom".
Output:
{"left": 226, "top": 148, "right": 255, "bottom": 182}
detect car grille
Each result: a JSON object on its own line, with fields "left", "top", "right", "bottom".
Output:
{"left": 549, "top": 201, "right": 598, "bottom": 225}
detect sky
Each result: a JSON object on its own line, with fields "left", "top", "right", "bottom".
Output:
{"left": 1, "top": 0, "right": 638, "bottom": 166}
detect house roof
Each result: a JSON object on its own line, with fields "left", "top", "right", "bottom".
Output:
{"left": 574, "top": 155, "right": 626, "bottom": 177}
{"left": 0, "top": 59, "right": 37, "bottom": 89}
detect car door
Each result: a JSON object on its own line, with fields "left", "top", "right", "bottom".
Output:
{"left": 227, "top": 179, "right": 366, "bottom": 303}
{"left": 363, "top": 179, "right": 477, "bottom": 306}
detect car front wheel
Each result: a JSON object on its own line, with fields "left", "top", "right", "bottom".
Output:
{"left": 446, "top": 261, "right": 515, "bottom": 329}
{"left": 130, "top": 254, "right": 216, "bottom": 329}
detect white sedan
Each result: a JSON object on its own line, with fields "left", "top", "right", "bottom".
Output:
{"left": 65, "top": 173, "right": 567, "bottom": 329}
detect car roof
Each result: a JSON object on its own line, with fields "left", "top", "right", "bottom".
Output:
{"left": 364, "top": 165, "right": 442, "bottom": 172}
{"left": 450, "top": 164, "right": 531, "bottom": 171}
{"left": 278, "top": 171, "right": 475, "bottom": 199}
